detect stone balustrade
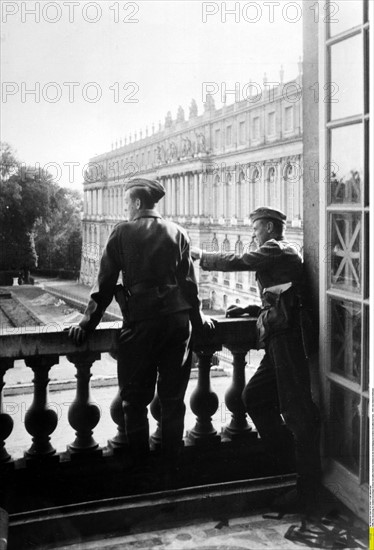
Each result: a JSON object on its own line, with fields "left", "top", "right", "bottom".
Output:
{"left": 0, "top": 319, "right": 258, "bottom": 464}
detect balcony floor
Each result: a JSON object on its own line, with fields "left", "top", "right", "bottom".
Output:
{"left": 47, "top": 507, "right": 367, "bottom": 550}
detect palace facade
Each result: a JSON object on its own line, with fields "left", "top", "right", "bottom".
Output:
{"left": 80, "top": 68, "right": 304, "bottom": 309}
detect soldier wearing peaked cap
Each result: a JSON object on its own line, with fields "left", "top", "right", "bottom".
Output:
{"left": 69, "top": 177, "right": 214, "bottom": 473}
{"left": 191, "top": 206, "right": 321, "bottom": 515}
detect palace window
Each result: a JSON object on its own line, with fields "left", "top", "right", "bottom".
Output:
{"left": 226, "top": 125, "right": 232, "bottom": 146}
{"left": 239, "top": 121, "right": 246, "bottom": 144}
{"left": 267, "top": 112, "right": 275, "bottom": 136}
{"left": 215, "top": 129, "right": 221, "bottom": 148}
{"left": 253, "top": 117, "right": 260, "bottom": 139}
{"left": 249, "top": 272, "right": 257, "bottom": 293}
{"left": 285, "top": 106, "right": 293, "bottom": 132}
{"left": 236, "top": 271, "right": 243, "bottom": 289}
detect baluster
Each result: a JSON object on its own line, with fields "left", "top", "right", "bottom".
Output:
{"left": 222, "top": 348, "right": 254, "bottom": 441}
{"left": 0, "top": 360, "right": 14, "bottom": 463}
{"left": 24, "top": 356, "right": 59, "bottom": 459}
{"left": 149, "top": 391, "right": 162, "bottom": 450}
{"left": 187, "top": 351, "right": 220, "bottom": 445}
{"left": 108, "top": 389, "right": 128, "bottom": 451}
{"left": 67, "top": 352, "right": 102, "bottom": 456}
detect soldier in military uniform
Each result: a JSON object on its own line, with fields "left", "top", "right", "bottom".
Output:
{"left": 191, "top": 207, "right": 321, "bottom": 514}
{"left": 69, "top": 178, "right": 213, "bottom": 466}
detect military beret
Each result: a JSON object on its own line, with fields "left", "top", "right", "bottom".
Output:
{"left": 249, "top": 207, "right": 287, "bottom": 225}
{"left": 125, "top": 178, "right": 165, "bottom": 202}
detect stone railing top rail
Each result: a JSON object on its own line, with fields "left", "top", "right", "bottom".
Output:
{"left": 0, "top": 318, "right": 258, "bottom": 360}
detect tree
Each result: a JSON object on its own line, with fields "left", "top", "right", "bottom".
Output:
{"left": 0, "top": 142, "right": 82, "bottom": 280}
{"left": 34, "top": 187, "right": 82, "bottom": 272}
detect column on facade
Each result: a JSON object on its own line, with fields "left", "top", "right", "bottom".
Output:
{"left": 98, "top": 188, "right": 103, "bottom": 216}
{"left": 224, "top": 180, "right": 229, "bottom": 219}
{"left": 198, "top": 172, "right": 204, "bottom": 217}
{"left": 273, "top": 161, "right": 280, "bottom": 212}
{"left": 219, "top": 177, "right": 224, "bottom": 218}
{"left": 213, "top": 175, "right": 219, "bottom": 219}
{"left": 171, "top": 176, "right": 176, "bottom": 216}
{"left": 164, "top": 178, "right": 169, "bottom": 215}
{"left": 121, "top": 185, "right": 125, "bottom": 217}
{"left": 96, "top": 224, "right": 100, "bottom": 256}
{"left": 94, "top": 189, "right": 98, "bottom": 216}
{"left": 178, "top": 176, "right": 183, "bottom": 216}
{"left": 178, "top": 175, "right": 183, "bottom": 216}
{"left": 259, "top": 162, "right": 266, "bottom": 205}
{"left": 193, "top": 173, "right": 199, "bottom": 216}
{"left": 162, "top": 177, "right": 167, "bottom": 216}
{"left": 281, "top": 159, "right": 288, "bottom": 217}
{"left": 230, "top": 170, "right": 236, "bottom": 218}
{"left": 236, "top": 179, "right": 241, "bottom": 219}
{"left": 89, "top": 189, "right": 93, "bottom": 215}
{"left": 243, "top": 172, "right": 249, "bottom": 218}
{"left": 83, "top": 190, "right": 87, "bottom": 216}
{"left": 184, "top": 174, "right": 189, "bottom": 217}
{"left": 294, "top": 155, "right": 301, "bottom": 219}
{"left": 188, "top": 176, "right": 194, "bottom": 216}
{"left": 174, "top": 177, "right": 178, "bottom": 216}
{"left": 157, "top": 178, "right": 163, "bottom": 215}
{"left": 277, "top": 161, "right": 284, "bottom": 212}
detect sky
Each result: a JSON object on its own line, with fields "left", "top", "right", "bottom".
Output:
{"left": 1, "top": 0, "right": 303, "bottom": 190}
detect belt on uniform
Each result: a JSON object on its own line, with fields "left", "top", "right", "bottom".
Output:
{"left": 128, "top": 280, "right": 176, "bottom": 295}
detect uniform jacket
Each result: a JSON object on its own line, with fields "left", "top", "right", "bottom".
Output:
{"left": 80, "top": 210, "right": 202, "bottom": 331}
{"left": 200, "top": 237, "right": 305, "bottom": 343}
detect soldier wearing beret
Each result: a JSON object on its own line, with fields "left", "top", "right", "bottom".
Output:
{"left": 69, "top": 177, "right": 214, "bottom": 472}
{"left": 191, "top": 206, "right": 321, "bottom": 515}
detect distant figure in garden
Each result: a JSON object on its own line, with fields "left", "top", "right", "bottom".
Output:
{"left": 69, "top": 177, "right": 213, "bottom": 474}
{"left": 191, "top": 207, "right": 321, "bottom": 516}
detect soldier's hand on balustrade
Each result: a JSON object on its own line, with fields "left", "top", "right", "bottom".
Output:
{"left": 67, "top": 325, "right": 88, "bottom": 345}
{"left": 190, "top": 246, "right": 202, "bottom": 261}
{"left": 201, "top": 313, "right": 216, "bottom": 332}
{"left": 226, "top": 305, "right": 246, "bottom": 318}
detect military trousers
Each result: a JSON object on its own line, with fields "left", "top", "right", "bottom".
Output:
{"left": 242, "top": 324, "right": 321, "bottom": 491}
{"left": 117, "top": 311, "right": 192, "bottom": 461}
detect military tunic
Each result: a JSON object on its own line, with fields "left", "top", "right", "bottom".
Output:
{"left": 80, "top": 209, "right": 203, "bottom": 458}
{"left": 200, "top": 237, "right": 321, "bottom": 494}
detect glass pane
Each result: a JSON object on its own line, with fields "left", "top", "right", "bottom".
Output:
{"left": 363, "top": 304, "right": 369, "bottom": 390}
{"left": 362, "top": 398, "right": 369, "bottom": 483}
{"left": 329, "top": 383, "right": 361, "bottom": 475}
{"left": 364, "top": 30, "right": 370, "bottom": 114}
{"left": 330, "top": 35, "right": 363, "bottom": 120}
{"left": 329, "top": 1, "right": 363, "bottom": 37}
{"left": 330, "top": 298, "right": 361, "bottom": 384}
{"left": 330, "top": 212, "right": 362, "bottom": 292}
{"left": 330, "top": 124, "right": 363, "bottom": 204}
